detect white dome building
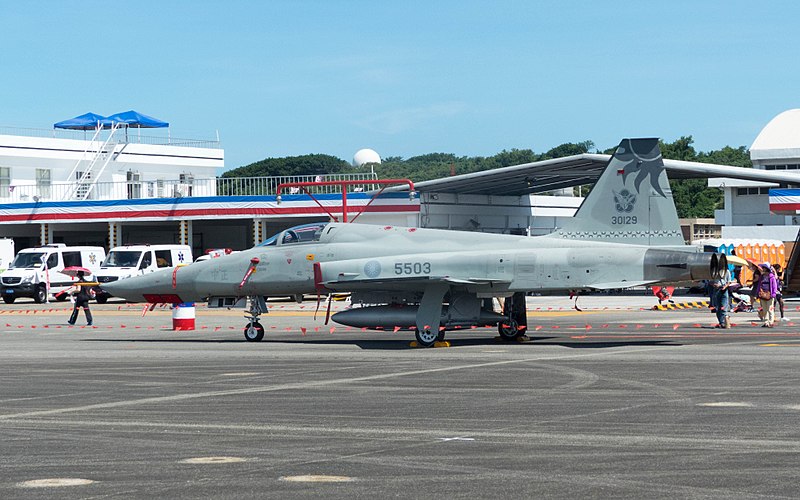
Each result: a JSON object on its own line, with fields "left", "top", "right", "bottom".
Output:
{"left": 353, "top": 148, "right": 381, "bottom": 167}
{"left": 710, "top": 108, "right": 800, "bottom": 239}
{"left": 750, "top": 109, "right": 800, "bottom": 166}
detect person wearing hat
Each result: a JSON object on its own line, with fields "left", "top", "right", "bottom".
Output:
{"left": 68, "top": 270, "right": 93, "bottom": 326}
{"left": 710, "top": 264, "right": 734, "bottom": 328}
{"left": 754, "top": 263, "right": 778, "bottom": 327}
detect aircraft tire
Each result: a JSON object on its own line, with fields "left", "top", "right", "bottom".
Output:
{"left": 95, "top": 295, "right": 108, "bottom": 304}
{"left": 498, "top": 318, "right": 522, "bottom": 340}
{"left": 244, "top": 322, "right": 265, "bottom": 342}
{"left": 415, "top": 328, "right": 437, "bottom": 347}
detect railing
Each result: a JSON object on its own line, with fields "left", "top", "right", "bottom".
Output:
{"left": 216, "top": 173, "right": 379, "bottom": 196}
{"left": 0, "top": 125, "right": 221, "bottom": 149}
{"left": 0, "top": 173, "right": 379, "bottom": 203}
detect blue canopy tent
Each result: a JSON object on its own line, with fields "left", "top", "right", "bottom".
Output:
{"left": 53, "top": 112, "right": 110, "bottom": 130}
{"left": 54, "top": 110, "right": 169, "bottom": 142}
{"left": 105, "top": 110, "right": 168, "bottom": 128}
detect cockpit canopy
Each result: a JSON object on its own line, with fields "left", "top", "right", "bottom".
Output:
{"left": 257, "top": 222, "right": 328, "bottom": 247}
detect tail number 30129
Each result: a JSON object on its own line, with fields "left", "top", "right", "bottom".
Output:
{"left": 611, "top": 215, "right": 637, "bottom": 225}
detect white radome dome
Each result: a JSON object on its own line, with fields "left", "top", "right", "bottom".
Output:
{"left": 353, "top": 148, "right": 381, "bottom": 167}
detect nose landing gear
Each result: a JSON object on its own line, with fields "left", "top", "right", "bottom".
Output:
{"left": 243, "top": 295, "right": 269, "bottom": 342}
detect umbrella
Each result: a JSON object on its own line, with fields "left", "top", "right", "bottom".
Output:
{"left": 62, "top": 266, "right": 92, "bottom": 278}
{"left": 726, "top": 255, "right": 749, "bottom": 267}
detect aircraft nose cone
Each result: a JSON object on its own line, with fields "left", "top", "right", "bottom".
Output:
{"left": 103, "top": 269, "right": 181, "bottom": 303}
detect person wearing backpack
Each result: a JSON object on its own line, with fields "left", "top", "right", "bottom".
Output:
{"left": 755, "top": 263, "right": 778, "bottom": 328}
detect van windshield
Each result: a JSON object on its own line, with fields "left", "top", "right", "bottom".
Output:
{"left": 10, "top": 252, "right": 45, "bottom": 269}
{"left": 103, "top": 251, "right": 142, "bottom": 268}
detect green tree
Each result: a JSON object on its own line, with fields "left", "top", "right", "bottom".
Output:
{"left": 697, "top": 146, "right": 752, "bottom": 168}
{"left": 222, "top": 154, "right": 350, "bottom": 178}
{"left": 659, "top": 136, "right": 725, "bottom": 219}
{"left": 540, "top": 140, "right": 595, "bottom": 160}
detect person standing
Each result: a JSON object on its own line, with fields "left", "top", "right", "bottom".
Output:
{"left": 710, "top": 266, "right": 733, "bottom": 328}
{"left": 773, "top": 263, "right": 786, "bottom": 321}
{"left": 755, "top": 263, "right": 778, "bottom": 328}
{"left": 68, "top": 271, "right": 93, "bottom": 326}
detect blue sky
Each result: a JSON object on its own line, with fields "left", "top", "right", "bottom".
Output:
{"left": 3, "top": 1, "right": 799, "bottom": 170}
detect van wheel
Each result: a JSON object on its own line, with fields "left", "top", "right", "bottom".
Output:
{"left": 2, "top": 295, "right": 14, "bottom": 304}
{"left": 33, "top": 285, "right": 47, "bottom": 304}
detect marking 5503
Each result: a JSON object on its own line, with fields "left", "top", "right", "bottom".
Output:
{"left": 611, "top": 215, "right": 638, "bottom": 225}
{"left": 394, "top": 262, "right": 431, "bottom": 275}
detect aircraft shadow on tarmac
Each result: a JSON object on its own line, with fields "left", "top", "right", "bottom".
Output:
{"left": 81, "top": 336, "right": 682, "bottom": 350}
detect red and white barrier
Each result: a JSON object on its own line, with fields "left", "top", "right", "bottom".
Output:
{"left": 172, "top": 303, "right": 195, "bottom": 330}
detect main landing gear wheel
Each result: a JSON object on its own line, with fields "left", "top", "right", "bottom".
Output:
{"left": 415, "top": 328, "right": 438, "bottom": 347}
{"left": 499, "top": 292, "right": 528, "bottom": 340}
{"left": 244, "top": 322, "right": 265, "bottom": 342}
{"left": 498, "top": 318, "right": 521, "bottom": 340}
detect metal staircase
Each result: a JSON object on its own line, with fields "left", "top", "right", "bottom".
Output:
{"left": 63, "top": 122, "right": 122, "bottom": 200}
{"left": 784, "top": 227, "right": 800, "bottom": 293}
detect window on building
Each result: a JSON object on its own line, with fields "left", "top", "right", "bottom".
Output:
{"left": 75, "top": 171, "right": 92, "bottom": 199}
{"left": 179, "top": 173, "right": 194, "bottom": 196}
{"left": 764, "top": 164, "right": 800, "bottom": 170}
{"left": 127, "top": 171, "right": 141, "bottom": 199}
{"left": 0, "top": 167, "right": 9, "bottom": 198}
{"left": 36, "top": 169, "right": 51, "bottom": 199}
{"left": 736, "top": 187, "right": 772, "bottom": 196}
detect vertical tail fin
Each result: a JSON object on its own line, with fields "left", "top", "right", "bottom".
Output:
{"left": 553, "top": 138, "right": 684, "bottom": 246}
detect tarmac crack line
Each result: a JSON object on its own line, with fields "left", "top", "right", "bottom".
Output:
{"left": 0, "top": 346, "right": 666, "bottom": 421}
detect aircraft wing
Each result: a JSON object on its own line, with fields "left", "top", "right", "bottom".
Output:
{"left": 322, "top": 275, "right": 512, "bottom": 291}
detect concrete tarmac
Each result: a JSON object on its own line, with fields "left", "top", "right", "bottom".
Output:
{"left": 1, "top": 295, "right": 800, "bottom": 498}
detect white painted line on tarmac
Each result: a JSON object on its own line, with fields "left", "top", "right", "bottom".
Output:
{"left": 181, "top": 456, "right": 247, "bottom": 464}
{"left": 698, "top": 402, "right": 754, "bottom": 407}
{"left": 18, "top": 478, "right": 95, "bottom": 488}
{"left": 281, "top": 475, "right": 353, "bottom": 482}
{"left": 0, "top": 346, "right": 669, "bottom": 421}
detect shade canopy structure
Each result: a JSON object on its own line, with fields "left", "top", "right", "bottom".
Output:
{"left": 53, "top": 112, "right": 110, "bottom": 130}
{"left": 105, "top": 110, "right": 168, "bottom": 128}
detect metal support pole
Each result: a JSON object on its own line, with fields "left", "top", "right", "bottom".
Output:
{"left": 179, "top": 220, "right": 192, "bottom": 247}
{"left": 40, "top": 223, "right": 50, "bottom": 245}
{"left": 252, "top": 219, "right": 262, "bottom": 244}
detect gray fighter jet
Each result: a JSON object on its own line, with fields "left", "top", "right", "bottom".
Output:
{"left": 105, "top": 138, "right": 727, "bottom": 346}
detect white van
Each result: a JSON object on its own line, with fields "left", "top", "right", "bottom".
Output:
{"left": 0, "top": 239, "right": 14, "bottom": 274}
{"left": 0, "top": 244, "right": 106, "bottom": 303}
{"left": 94, "top": 244, "right": 192, "bottom": 303}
